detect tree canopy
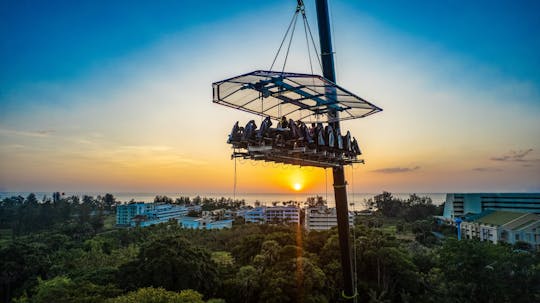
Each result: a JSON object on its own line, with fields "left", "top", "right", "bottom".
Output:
{"left": 1, "top": 192, "right": 538, "bottom": 303}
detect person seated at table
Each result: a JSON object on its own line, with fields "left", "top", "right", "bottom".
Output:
{"left": 256, "top": 116, "right": 272, "bottom": 141}
{"left": 309, "top": 123, "right": 316, "bottom": 138}
{"left": 299, "top": 121, "right": 314, "bottom": 145}
{"left": 242, "top": 120, "right": 257, "bottom": 141}
{"left": 277, "top": 116, "right": 289, "bottom": 129}
{"left": 289, "top": 119, "right": 302, "bottom": 140}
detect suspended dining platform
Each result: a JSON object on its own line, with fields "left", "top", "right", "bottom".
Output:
{"left": 213, "top": 70, "right": 382, "bottom": 168}
{"left": 232, "top": 145, "right": 365, "bottom": 169}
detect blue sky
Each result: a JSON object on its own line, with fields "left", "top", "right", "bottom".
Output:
{"left": 1, "top": 1, "right": 258, "bottom": 90}
{"left": 2, "top": 1, "right": 539, "bottom": 94}
{"left": 354, "top": 1, "right": 540, "bottom": 84}
{"left": 1, "top": 0, "right": 539, "bottom": 193}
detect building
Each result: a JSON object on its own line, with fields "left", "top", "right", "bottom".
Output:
{"left": 305, "top": 206, "right": 354, "bottom": 231}
{"left": 238, "top": 206, "right": 300, "bottom": 224}
{"left": 116, "top": 203, "right": 191, "bottom": 227}
{"left": 179, "top": 217, "right": 233, "bottom": 230}
{"left": 499, "top": 213, "right": 540, "bottom": 249}
{"left": 442, "top": 193, "right": 540, "bottom": 220}
{"left": 116, "top": 203, "right": 152, "bottom": 226}
{"left": 265, "top": 206, "right": 300, "bottom": 224}
{"left": 460, "top": 210, "right": 540, "bottom": 250}
{"left": 243, "top": 207, "right": 266, "bottom": 223}
{"left": 201, "top": 208, "right": 237, "bottom": 219}
{"left": 133, "top": 204, "right": 189, "bottom": 227}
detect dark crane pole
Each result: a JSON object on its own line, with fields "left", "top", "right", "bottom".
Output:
{"left": 315, "top": 0, "right": 355, "bottom": 300}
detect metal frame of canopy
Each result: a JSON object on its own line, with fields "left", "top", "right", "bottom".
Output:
{"left": 213, "top": 70, "right": 382, "bottom": 123}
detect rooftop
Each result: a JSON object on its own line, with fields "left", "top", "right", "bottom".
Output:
{"left": 476, "top": 211, "right": 526, "bottom": 226}
{"left": 503, "top": 213, "right": 540, "bottom": 230}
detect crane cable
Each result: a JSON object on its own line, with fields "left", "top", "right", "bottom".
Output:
{"left": 233, "top": 149, "right": 237, "bottom": 201}
{"left": 269, "top": 0, "right": 325, "bottom": 122}
{"left": 273, "top": 5, "right": 300, "bottom": 118}
{"left": 325, "top": 168, "right": 328, "bottom": 204}
{"left": 281, "top": 13, "right": 300, "bottom": 74}
{"left": 301, "top": 6, "right": 323, "bottom": 73}
{"left": 270, "top": 1, "right": 323, "bottom": 74}
{"left": 269, "top": 4, "right": 301, "bottom": 71}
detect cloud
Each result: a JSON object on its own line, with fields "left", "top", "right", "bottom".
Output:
{"left": 472, "top": 167, "right": 502, "bottom": 172}
{"left": 35, "top": 130, "right": 55, "bottom": 135}
{"left": 372, "top": 166, "right": 420, "bottom": 174}
{"left": 119, "top": 145, "right": 173, "bottom": 152}
{"left": 0, "top": 128, "right": 55, "bottom": 138}
{"left": 98, "top": 145, "right": 208, "bottom": 167}
{"left": 0, "top": 144, "right": 25, "bottom": 150}
{"left": 491, "top": 149, "right": 534, "bottom": 162}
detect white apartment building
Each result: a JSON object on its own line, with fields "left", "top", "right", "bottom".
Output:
{"left": 265, "top": 206, "right": 300, "bottom": 224}
{"left": 240, "top": 206, "right": 300, "bottom": 224}
{"left": 305, "top": 206, "right": 354, "bottom": 231}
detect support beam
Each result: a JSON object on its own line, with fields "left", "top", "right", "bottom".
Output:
{"left": 315, "top": 0, "right": 355, "bottom": 301}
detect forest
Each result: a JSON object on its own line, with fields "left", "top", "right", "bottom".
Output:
{"left": 1, "top": 192, "right": 539, "bottom": 303}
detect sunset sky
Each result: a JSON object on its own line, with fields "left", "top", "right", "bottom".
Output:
{"left": 1, "top": 0, "right": 539, "bottom": 194}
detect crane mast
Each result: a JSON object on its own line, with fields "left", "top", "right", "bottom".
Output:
{"left": 315, "top": 0, "right": 355, "bottom": 300}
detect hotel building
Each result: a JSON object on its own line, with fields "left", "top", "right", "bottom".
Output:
{"left": 305, "top": 206, "right": 354, "bottom": 231}
{"left": 443, "top": 193, "right": 540, "bottom": 220}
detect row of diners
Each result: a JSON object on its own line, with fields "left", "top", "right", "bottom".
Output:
{"left": 227, "top": 116, "right": 362, "bottom": 158}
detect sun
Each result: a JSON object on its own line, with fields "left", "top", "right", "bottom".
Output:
{"left": 293, "top": 183, "right": 302, "bottom": 191}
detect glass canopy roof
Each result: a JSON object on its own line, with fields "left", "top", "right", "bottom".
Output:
{"left": 213, "top": 70, "right": 382, "bottom": 122}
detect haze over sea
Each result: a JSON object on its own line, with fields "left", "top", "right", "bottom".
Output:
{"left": 0, "top": 192, "right": 447, "bottom": 209}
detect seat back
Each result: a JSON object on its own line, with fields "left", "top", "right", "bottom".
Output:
{"left": 336, "top": 127, "right": 343, "bottom": 149}
{"left": 257, "top": 117, "right": 272, "bottom": 139}
{"left": 327, "top": 125, "right": 335, "bottom": 148}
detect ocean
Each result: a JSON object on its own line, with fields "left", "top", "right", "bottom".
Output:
{"left": 0, "top": 192, "right": 447, "bottom": 210}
